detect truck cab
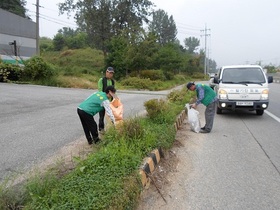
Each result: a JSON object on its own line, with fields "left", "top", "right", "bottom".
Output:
{"left": 212, "top": 65, "right": 273, "bottom": 115}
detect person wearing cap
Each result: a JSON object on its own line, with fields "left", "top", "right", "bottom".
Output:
{"left": 97, "top": 67, "right": 115, "bottom": 133}
{"left": 186, "top": 82, "right": 217, "bottom": 133}
{"left": 77, "top": 86, "right": 116, "bottom": 145}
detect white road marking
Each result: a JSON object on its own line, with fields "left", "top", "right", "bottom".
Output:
{"left": 265, "top": 110, "right": 280, "bottom": 123}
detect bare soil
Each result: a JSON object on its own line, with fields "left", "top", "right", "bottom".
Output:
{"left": 10, "top": 136, "right": 95, "bottom": 186}
{"left": 136, "top": 116, "right": 205, "bottom": 210}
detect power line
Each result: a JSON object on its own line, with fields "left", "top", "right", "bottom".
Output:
{"left": 28, "top": 11, "right": 77, "bottom": 27}
{"left": 176, "top": 22, "right": 201, "bottom": 30}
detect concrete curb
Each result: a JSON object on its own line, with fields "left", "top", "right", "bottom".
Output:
{"left": 139, "top": 148, "right": 163, "bottom": 187}
{"left": 139, "top": 110, "right": 186, "bottom": 187}
{"left": 174, "top": 110, "right": 187, "bottom": 131}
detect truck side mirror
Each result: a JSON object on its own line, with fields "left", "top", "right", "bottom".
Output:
{"left": 267, "top": 76, "right": 273, "bottom": 83}
{"left": 213, "top": 76, "right": 219, "bottom": 84}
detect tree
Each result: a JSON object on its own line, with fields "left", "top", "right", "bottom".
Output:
{"left": 51, "top": 27, "right": 89, "bottom": 50}
{"left": 59, "top": 0, "right": 153, "bottom": 55}
{"left": 105, "top": 36, "right": 129, "bottom": 79}
{"left": 184, "top": 37, "right": 200, "bottom": 54}
{"left": 56, "top": 27, "right": 88, "bottom": 49}
{"left": 125, "top": 33, "right": 160, "bottom": 74}
{"left": 53, "top": 34, "right": 65, "bottom": 51}
{"left": 148, "top": 9, "right": 177, "bottom": 45}
{"left": 57, "top": 27, "right": 77, "bottom": 37}
{"left": 263, "top": 65, "right": 277, "bottom": 73}
{"left": 156, "top": 43, "right": 182, "bottom": 74}
{"left": 66, "top": 32, "right": 88, "bottom": 49}
{"left": 40, "top": 37, "right": 54, "bottom": 52}
{"left": 0, "top": 0, "right": 28, "bottom": 18}
{"left": 208, "top": 59, "right": 217, "bottom": 73}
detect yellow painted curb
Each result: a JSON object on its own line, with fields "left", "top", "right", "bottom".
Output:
{"left": 139, "top": 148, "right": 162, "bottom": 187}
{"left": 139, "top": 110, "right": 186, "bottom": 187}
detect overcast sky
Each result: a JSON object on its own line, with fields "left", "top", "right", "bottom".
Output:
{"left": 26, "top": 0, "right": 280, "bottom": 68}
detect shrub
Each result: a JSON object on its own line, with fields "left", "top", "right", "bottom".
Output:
{"left": 163, "top": 70, "right": 174, "bottom": 80}
{"left": 120, "top": 77, "right": 164, "bottom": 90}
{"left": 0, "top": 63, "right": 22, "bottom": 82}
{"left": 139, "top": 70, "right": 166, "bottom": 81}
{"left": 23, "top": 56, "right": 56, "bottom": 80}
{"left": 144, "top": 99, "right": 170, "bottom": 122}
{"left": 116, "top": 118, "right": 144, "bottom": 140}
{"left": 191, "top": 72, "right": 205, "bottom": 79}
{"left": 167, "top": 88, "right": 189, "bottom": 104}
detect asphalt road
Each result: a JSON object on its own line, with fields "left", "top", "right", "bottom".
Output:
{"left": 2, "top": 81, "right": 280, "bottom": 209}
{"left": 138, "top": 82, "right": 280, "bottom": 210}
{"left": 184, "top": 84, "right": 280, "bottom": 209}
{"left": 0, "top": 83, "right": 172, "bottom": 181}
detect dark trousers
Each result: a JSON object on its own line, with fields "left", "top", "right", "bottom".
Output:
{"left": 98, "top": 108, "right": 105, "bottom": 130}
{"left": 204, "top": 101, "right": 216, "bottom": 132}
{"left": 77, "top": 108, "right": 98, "bottom": 144}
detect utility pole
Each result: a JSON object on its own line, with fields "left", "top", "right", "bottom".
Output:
{"left": 9, "top": 40, "right": 17, "bottom": 56}
{"left": 201, "top": 25, "right": 210, "bottom": 75}
{"left": 9, "top": 40, "right": 18, "bottom": 64}
{"left": 36, "top": 0, "right": 40, "bottom": 55}
{"left": 208, "top": 49, "right": 211, "bottom": 72}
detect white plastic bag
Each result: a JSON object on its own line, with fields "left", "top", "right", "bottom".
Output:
{"left": 185, "top": 103, "right": 201, "bottom": 133}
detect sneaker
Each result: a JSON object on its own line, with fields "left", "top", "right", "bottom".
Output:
{"left": 88, "top": 139, "right": 93, "bottom": 145}
{"left": 94, "top": 137, "right": 101, "bottom": 144}
{"left": 201, "top": 126, "right": 205, "bottom": 130}
{"left": 200, "top": 129, "right": 210, "bottom": 133}
{"left": 99, "top": 129, "right": 105, "bottom": 135}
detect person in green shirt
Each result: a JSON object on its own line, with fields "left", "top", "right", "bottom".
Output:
{"left": 187, "top": 82, "right": 217, "bottom": 133}
{"left": 97, "top": 67, "right": 115, "bottom": 133}
{"left": 77, "top": 86, "right": 116, "bottom": 145}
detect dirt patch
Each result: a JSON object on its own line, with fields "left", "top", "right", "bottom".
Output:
{"left": 9, "top": 136, "right": 94, "bottom": 186}
{"left": 136, "top": 117, "right": 205, "bottom": 210}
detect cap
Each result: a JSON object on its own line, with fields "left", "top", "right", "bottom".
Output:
{"left": 107, "top": 67, "right": 114, "bottom": 73}
{"left": 186, "top": 82, "right": 195, "bottom": 89}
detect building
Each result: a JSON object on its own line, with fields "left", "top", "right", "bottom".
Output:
{"left": 0, "top": 8, "right": 36, "bottom": 64}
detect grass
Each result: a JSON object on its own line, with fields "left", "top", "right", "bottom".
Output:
{"left": 0, "top": 87, "right": 196, "bottom": 210}
{"left": 1, "top": 48, "right": 202, "bottom": 209}
{"left": 23, "top": 48, "right": 200, "bottom": 90}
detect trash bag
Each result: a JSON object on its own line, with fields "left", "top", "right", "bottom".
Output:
{"left": 105, "top": 98, "right": 124, "bottom": 130}
{"left": 185, "top": 103, "right": 201, "bottom": 133}
{"left": 110, "top": 98, "right": 123, "bottom": 121}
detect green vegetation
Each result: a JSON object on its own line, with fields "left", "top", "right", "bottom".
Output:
{"left": 0, "top": 88, "right": 195, "bottom": 210}
{"left": 0, "top": 0, "right": 29, "bottom": 18}
{"left": 0, "top": 63, "right": 22, "bottom": 82}
{"left": 1, "top": 47, "right": 206, "bottom": 90}
{"left": 0, "top": 2, "right": 207, "bottom": 208}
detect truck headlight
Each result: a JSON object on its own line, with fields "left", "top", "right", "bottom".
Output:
{"left": 261, "top": 89, "right": 269, "bottom": 100}
{"left": 218, "top": 89, "right": 228, "bottom": 99}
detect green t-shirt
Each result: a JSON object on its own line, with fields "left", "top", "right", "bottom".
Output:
{"left": 78, "top": 91, "right": 108, "bottom": 116}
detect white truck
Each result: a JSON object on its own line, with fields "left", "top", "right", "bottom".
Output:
{"left": 212, "top": 65, "right": 273, "bottom": 115}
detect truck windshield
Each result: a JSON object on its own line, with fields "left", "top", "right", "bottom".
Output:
{"left": 222, "top": 68, "right": 266, "bottom": 84}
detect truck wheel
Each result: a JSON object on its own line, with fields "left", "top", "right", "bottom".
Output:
{"left": 217, "top": 107, "right": 222, "bottom": 114}
{"left": 256, "top": 110, "right": 264, "bottom": 115}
